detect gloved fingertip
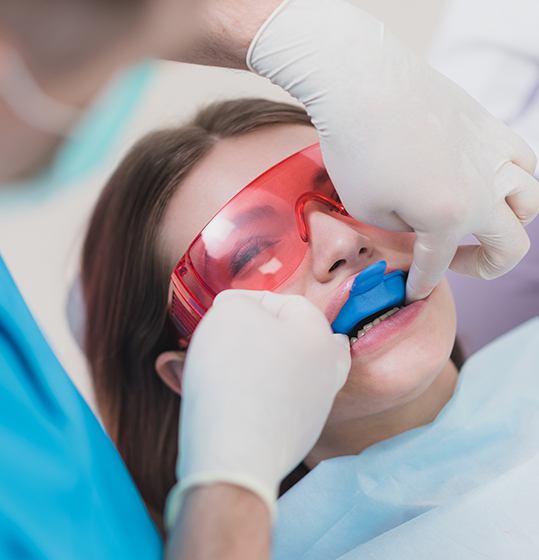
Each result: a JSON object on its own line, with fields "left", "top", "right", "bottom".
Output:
{"left": 405, "top": 273, "right": 433, "bottom": 304}
{"left": 404, "top": 288, "right": 420, "bottom": 305}
{"left": 332, "top": 334, "right": 351, "bottom": 388}
{"left": 212, "top": 289, "right": 237, "bottom": 306}
{"left": 336, "top": 361, "right": 351, "bottom": 390}
{"left": 213, "top": 289, "right": 268, "bottom": 307}
{"left": 405, "top": 287, "right": 430, "bottom": 305}
{"left": 333, "top": 333, "right": 350, "bottom": 349}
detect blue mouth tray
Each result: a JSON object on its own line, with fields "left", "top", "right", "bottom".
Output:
{"left": 331, "top": 260, "right": 406, "bottom": 335}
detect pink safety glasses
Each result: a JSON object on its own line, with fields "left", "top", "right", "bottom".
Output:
{"left": 169, "top": 143, "right": 349, "bottom": 339}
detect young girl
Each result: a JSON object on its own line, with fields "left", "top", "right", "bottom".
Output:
{"left": 81, "top": 98, "right": 466, "bottom": 535}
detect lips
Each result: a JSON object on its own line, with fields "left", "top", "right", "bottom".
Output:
{"left": 326, "top": 274, "right": 358, "bottom": 325}
{"left": 349, "top": 297, "right": 427, "bottom": 356}
{"left": 348, "top": 305, "right": 403, "bottom": 341}
{"left": 324, "top": 262, "right": 430, "bottom": 356}
{"left": 325, "top": 264, "right": 404, "bottom": 326}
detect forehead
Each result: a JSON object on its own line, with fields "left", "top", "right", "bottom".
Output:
{"left": 160, "top": 123, "right": 319, "bottom": 267}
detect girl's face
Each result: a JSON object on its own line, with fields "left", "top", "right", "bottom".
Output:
{"left": 160, "top": 124, "right": 457, "bottom": 425}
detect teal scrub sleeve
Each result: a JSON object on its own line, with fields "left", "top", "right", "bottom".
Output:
{"left": 0, "top": 256, "right": 162, "bottom": 559}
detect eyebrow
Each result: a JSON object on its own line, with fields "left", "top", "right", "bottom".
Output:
{"left": 232, "top": 204, "right": 278, "bottom": 227}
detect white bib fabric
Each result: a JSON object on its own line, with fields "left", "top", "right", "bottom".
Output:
{"left": 274, "top": 317, "right": 539, "bottom": 559}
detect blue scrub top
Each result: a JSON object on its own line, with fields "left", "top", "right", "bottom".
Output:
{"left": 0, "top": 256, "right": 162, "bottom": 559}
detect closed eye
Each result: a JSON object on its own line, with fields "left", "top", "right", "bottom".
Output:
{"left": 230, "top": 238, "right": 280, "bottom": 277}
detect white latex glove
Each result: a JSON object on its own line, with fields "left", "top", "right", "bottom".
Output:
{"left": 165, "top": 290, "right": 350, "bottom": 526}
{"left": 248, "top": 0, "right": 539, "bottom": 301}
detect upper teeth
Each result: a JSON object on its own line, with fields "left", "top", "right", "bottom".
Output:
{"left": 349, "top": 306, "right": 402, "bottom": 345}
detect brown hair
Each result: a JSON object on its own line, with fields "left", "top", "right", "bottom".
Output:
{"left": 81, "top": 98, "right": 312, "bottom": 532}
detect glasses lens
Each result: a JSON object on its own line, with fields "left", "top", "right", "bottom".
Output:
{"left": 171, "top": 143, "right": 337, "bottom": 336}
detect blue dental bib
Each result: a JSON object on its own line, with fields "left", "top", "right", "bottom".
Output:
{"left": 331, "top": 260, "right": 406, "bottom": 335}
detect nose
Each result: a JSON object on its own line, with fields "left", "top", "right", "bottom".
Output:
{"left": 306, "top": 207, "right": 375, "bottom": 283}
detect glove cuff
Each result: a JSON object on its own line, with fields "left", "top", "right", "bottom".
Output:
{"left": 246, "top": 0, "right": 293, "bottom": 73}
{"left": 247, "top": 0, "right": 384, "bottom": 77}
{"left": 165, "top": 472, "right": 278, "bottom": 531}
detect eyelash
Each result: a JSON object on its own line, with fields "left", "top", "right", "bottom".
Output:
{"left": 230, "top": 238, "right": 279, "bottom": 277}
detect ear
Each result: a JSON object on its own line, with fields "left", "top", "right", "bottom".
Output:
{"left": 155, "top": 351, "right": 185, "bottom": 395}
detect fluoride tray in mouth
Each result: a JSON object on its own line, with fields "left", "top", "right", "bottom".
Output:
{"left": 331, "top": 260, "right": 407, "bottom": 336}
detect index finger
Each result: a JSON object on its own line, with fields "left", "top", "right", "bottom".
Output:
{"left": 214, "top": 289, "right": 326, "bottom": 326}
{"left": 213, "top": 289, "right": 296, "bottom": 318}
{"left": 405, "top": 230, "right": 459, "bottom": 303}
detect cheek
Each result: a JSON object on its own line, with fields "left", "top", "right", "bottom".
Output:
{"left": 330, "top": 279, "right": 457, "bottom": 419}
{"left": 276, "top": 255, "right": 313, "bottom": 296}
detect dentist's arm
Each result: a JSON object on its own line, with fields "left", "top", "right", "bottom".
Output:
{"left": 165, "top": 0, "right": 281, "bottom": 69}
{"left": 166, "top": 485, "right": 270, "bottom": 560}
{"left": 165, "top": 290, "right": 351, "bottom": 559}
{"left": 176, "top": 0, "right": 539, "bottom": 301}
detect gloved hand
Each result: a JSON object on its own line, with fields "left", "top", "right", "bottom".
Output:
{"left": 166, "top": 290, "right": 351, "bottom": 526}
{"left": 248, "top": 0, "right": 539, "bottom": 301}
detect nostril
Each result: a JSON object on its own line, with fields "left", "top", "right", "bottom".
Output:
{"left": 359, "top": 248, "right": 368, "bottom": 255}
{"left": 329, "top": 259, "right": 346, "bottom": 273}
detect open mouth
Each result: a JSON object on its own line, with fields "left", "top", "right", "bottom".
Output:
{"left": 346, "top": 305, "right": 405, "bottom": 344}
{"left": 331, "top": 261, "right": 408, "bottom": 344}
